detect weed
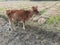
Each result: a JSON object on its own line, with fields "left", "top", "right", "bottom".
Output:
{"left": 40, "top": 8, "right": 47, "bottom": 15}
{"left": 0, "top": 8, "right": 6, "bottom": 10}
{"left": 46, "top": 15, "right": 60, "bottom": 24}
{"left": 0, "top": 14, "right": 8, "bottom": 21}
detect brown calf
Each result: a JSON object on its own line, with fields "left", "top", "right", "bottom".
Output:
{"left": 6, "top": 6, "right": 39, "bottom": 30}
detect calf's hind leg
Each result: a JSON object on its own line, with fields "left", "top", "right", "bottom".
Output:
{"left": 9, "top": 18, "right": 15, "bottom": 31}
{"left": 22, "top": 20, "right": 25, "bottom": 30}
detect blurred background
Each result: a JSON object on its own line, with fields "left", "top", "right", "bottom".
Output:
{"left": 0, "top": 0, "right": 60, "bottom": 1}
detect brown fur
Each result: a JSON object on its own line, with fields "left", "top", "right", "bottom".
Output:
{"left": 6, "top": 6, "right": 39, "bottom": 30}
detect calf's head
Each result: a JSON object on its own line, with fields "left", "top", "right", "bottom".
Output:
{"left": 32, "top": 6, "right": 39, "bottom": 14}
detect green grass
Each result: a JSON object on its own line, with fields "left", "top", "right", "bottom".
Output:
{"left": 0, "top": 14, "right": 8, "bottom": 21}
{"left": 0, "top": 0, "right": 5, "bottom": 1}
{"left": 40, "top": 8, "right": 47, "bottom": 15}
{"left": 46, "top": 15, "right": 60, "bottom": 24}
{"left": 55, "top": 16, "right": 60, "bottom": 22}
{"left": 46, "top": 17, "right": 55, "bottom": 24}
{"left": 0, "top": 8, "right": 6, "bottom": 10}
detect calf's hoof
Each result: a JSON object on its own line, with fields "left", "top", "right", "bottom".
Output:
{"left": 9, "top": 28, "right": 11, "bottom": 31}
{"left": 23, "top": 27, "right": 25, "bottom": 30}
{"left": 9, "top": 28, "right": 15, "bottom": 31}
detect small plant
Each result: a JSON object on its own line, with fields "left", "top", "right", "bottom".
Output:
{"left": 40, "top": 8, "right": 47, "bottom": 15}
{"left": 46, "top": 17, "right": 55, "bottom": 24}
{"left": 0, "top": 8, "right": 6, "bottom": 10}
{"left": 0, "top": 14, "right": 8, "bottom": 21}
{"left": 46, "top": 15, "right": 60, "bottom": 24}
{"left": 55, "top": 16, "right": 60, "bottom": 22}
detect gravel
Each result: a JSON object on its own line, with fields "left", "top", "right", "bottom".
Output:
{"left": 0, "top": 17, "right": 60, "bottom": 45}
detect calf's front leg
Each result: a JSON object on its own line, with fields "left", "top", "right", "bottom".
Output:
{"left": 22, "top": 21, "right": 25, "bottom": 30}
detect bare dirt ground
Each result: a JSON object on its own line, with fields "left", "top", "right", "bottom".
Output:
{"left": 0, "top": 1, "right": 60, "bottom": 45}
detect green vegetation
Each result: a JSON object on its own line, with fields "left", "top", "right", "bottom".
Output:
{"left": 0, "top": 8, "right": 6, "bottom": 10}
{"left": 46, "top": 15, "right": 60, "bottom": 24}
{"left": 0, "top": 0, "right": 5, "bottom": 1}
{"left": 55, "top": 16, "right": 60, "bottom": 22}
{"left": 0, "top": 14, "right": 8, "bottom": 21}
{"left": 46, "top": 17, "right": 55, "bottom": 24}
{"left": 40, "top": 8, "right": 47, "bottom": 15}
